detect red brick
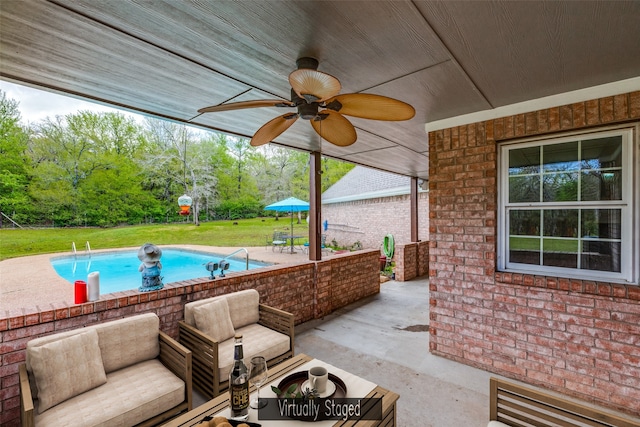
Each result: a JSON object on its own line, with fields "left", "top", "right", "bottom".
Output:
{"left": 600, "top": 96, "right": 614, "bottom": 122}
{"left": 572, "top": 102, "right": 586, "bottom": 127}
{"left": 630, "top": 91, "right": 640, "bottom": 117}
{"left": 536, "top": 109, "right": 549, "bottom": 133}
{"left": 585, "top": 99, "right": 600, "bottom": 124}
{"left": 548, "top": 107, "right": 560, "bottom": 130}
{"left": 560, "top": 105, "right": 573, "bottom": 128}
{"left": 613, "top": 94, "right": 629, "bottom": 120}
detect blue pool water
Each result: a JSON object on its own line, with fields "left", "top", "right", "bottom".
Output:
{"left": 51, "top": 248, "right": 270, "bottom": 294}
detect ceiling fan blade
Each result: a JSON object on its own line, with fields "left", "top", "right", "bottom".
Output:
{"left": 250, "top": 114, "right": 299, "bottom": 146}
{"left": 289, "top": 69, "right": 341, "bottom": 103}
{"left": 198, "top": 99, "right": 294, "bottom": 114}
{"left": 310, "top": 110, "right": 357, "bottom": 147}
{"left": 324, "top": 93, "right": 415, "bottom": 121}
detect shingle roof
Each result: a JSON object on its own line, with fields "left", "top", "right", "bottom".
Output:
{"left": 322, "top": 166, "right": 410, "bottom": 203}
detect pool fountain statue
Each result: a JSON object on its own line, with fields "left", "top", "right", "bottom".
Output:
{"left": 137, "top": 243, "right": 164, "bottom": 292}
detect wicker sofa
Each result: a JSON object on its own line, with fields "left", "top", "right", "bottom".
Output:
{"left": 19, "top": 313, "right": 192, "bottom": 427}
{"left": 178, "top": 289, "right": 294, "bottom": 399}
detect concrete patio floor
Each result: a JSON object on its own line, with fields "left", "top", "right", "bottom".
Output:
{"left": 294, "top": 277, "right": 495, "bottom": 427}
{"left": 190, "top": 276, "right": 497, "bottom": 426}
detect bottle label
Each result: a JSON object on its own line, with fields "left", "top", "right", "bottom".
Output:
{"left": 231, "top": 383, "right": 249, "bottom": 410}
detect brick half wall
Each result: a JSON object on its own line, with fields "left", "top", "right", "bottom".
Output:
{"left": 393, "top": 241, "right": 429, "bottom": 281}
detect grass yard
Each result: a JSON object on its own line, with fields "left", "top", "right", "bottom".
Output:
{"left": 0, "top": 217, "right": 309, "bottom": 261}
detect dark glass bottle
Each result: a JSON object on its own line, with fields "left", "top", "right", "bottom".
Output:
{"left": 229, "top": 334, "right": 249, "bottom": 420}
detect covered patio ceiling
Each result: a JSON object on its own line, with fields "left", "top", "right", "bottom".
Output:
{"left": 1, "top": 1, "right": 639, "bottom": 181}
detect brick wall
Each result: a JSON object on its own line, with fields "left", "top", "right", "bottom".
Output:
{"left": 428, "top": 91, "right": 640, "bottom": 416}
{"left": 0, "top": 250, "right": 380, "bottom": 426}
{"left": 417, "top": 241, "right": 430, "bottom": 277}
{"left": 322, "top": 192, "right": 429, "bottom": 250}
{"left": 378, "top": 241, "right": 429, "bottom": 282}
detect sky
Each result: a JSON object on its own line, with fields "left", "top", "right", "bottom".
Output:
{"left": 0, "top": 80, "right": 144, "bottom": 125}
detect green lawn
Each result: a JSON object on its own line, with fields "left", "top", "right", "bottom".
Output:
{"left": 0, "top": 218, "right": 309, "bottom": 261}
{"left": 510, "top": 236, "right": 579, "bottom": 252}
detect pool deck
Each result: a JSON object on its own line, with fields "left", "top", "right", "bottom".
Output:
{"left": 0, "top": 244, "right": 311, "bottom": 314}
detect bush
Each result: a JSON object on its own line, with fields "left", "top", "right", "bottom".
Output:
{"left": 214, "top": 197, "right": 263, "bottom": 220}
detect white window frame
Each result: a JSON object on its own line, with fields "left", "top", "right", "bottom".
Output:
{"left": 497, "top": 125, "right": 639, "bottom": 284}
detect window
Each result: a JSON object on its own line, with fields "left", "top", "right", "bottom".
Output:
{"left": 498, "top": 127, "right": 638, "bottom": 284}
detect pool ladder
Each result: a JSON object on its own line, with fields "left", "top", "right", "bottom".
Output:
{"left": 221, "top": 247, "right": 249, "bottom": 270}
{"left": 72, "top": 241, "right": 92, "bottom": 259}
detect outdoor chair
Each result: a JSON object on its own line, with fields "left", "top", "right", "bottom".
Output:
{"left": 303, "top": 234, "right": 329, "bottom": 254}
{"left": 271, "top": 231, "right": 287, "bottom": 252}
{"left": 178, "top": 289, "right": 294, "bottom": 399}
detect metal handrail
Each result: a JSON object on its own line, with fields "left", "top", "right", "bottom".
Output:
{"left": 85, "top": 241, "right": 91, "bottom": 257}
{"left": 72, "top": 242, "right": 77, "bottom": 258}
{"left": 221, "top": 247, "right": 249, "bottom": 270}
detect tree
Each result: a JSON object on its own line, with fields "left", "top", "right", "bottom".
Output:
{"left": 142, "top": 118, "right": 217, "bottom": 225}
{"left": 29, "top": 111, "right": 150, "bottom": 226}
{"left": 4, "top": 92, "right": 356, "bottom": 226}
{"left": 253, "top": 145, "right": 306, "bottom": 206}
{"left": 0, "top": 90, "right": 31, "bottom": 225}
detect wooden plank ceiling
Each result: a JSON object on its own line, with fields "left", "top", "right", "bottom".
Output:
{"left": 1, "top": 1, "right": 639, "bottom": 180}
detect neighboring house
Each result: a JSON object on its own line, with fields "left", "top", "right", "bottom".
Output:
{"left": 322, "top": 166, "right": 428, "bottom": 250}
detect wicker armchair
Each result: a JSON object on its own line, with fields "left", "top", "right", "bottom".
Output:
{"left": 179, "top": 290, "right": 294, "bottom": 399}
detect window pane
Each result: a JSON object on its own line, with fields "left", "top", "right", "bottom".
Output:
{"left": 509, "top": 236, "right": 540, "bottom": 265}
{"left": 581, "top": 170, "right": 622, "bottom": 201}
{"left": 543, "top": 141, "right": 579, "bottom": 172}
{"left": 543, "top": 172, "right": 578, "bottom": 202}
{"left": 509, "top": 176, "right": 539, "bottom": 202}
{"left": 509, "top": 146, "right": 540, "bottom": 175}
{"left": 543, "top": 209, "right": 578, "bottom": 237}
{"left": 581, "top": 136, "right": 622, "bottom": 169}
{"left": 509, "top": 210, "right": 540, "bottom": 236}
{"left": 543, "top": 238, "right": 578, "bottom": 268}
{"left": 581, "top": 209, "right": 621, "bottom": 239}
{"left": 581, "top": 241, "right": 621, "bottom": 272}
{"left": 501, "top": 129, "right": 631, "bottom": 281}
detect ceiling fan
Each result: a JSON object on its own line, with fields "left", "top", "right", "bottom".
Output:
{"left": 197, "top": 57, "right": 415, "bottom": 147}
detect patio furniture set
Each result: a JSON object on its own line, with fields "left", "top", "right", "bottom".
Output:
{"left": 19, "top": 289, "right": 633, "bottom": 427}
{"left": 268, "top": 230, "right": 303, "bottom": 253}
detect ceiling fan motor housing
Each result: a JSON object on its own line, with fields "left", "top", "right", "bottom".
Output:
{"left": 298, "top": 101, "right": 319, "bottom": 120}
{"left": 296, "top": 57, "right": 319, "bottom": 70}
{"left": 290, "top": 88, "right": 319, "bottom": 120}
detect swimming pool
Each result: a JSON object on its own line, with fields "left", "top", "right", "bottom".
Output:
{"left": 51, "top": 248, "right": 270, "bottom": 294}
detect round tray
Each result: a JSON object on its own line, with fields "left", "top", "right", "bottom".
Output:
{"left": 276, "top": 370, "right": 347, "bottom": 399}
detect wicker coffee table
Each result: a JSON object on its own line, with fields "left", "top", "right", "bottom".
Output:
{"left": 163, "top": 353, "right": 399, "bottom": 427}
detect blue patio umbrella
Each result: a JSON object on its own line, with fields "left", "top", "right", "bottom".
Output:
{"left": 265, "top": 197, "right": 310, "bottom": 253}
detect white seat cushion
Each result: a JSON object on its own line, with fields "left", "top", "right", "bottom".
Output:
{"left": 217, "top": 323, "right": 290, "bottom": 381}
{"left": 487, "top": 421, "right": 512, "bottom": 427}
{"left": 34, "top": 359, "right": 185, "bottom": 427}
